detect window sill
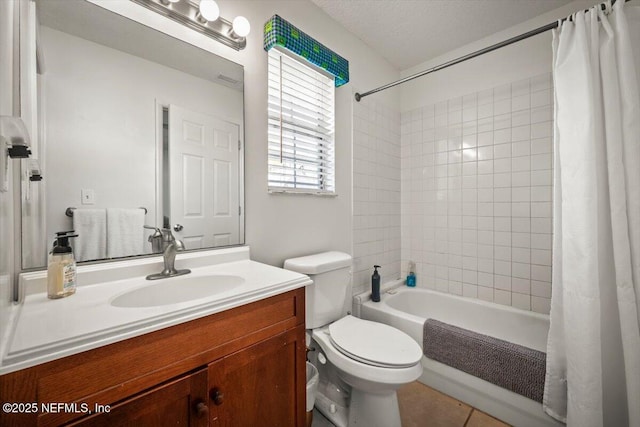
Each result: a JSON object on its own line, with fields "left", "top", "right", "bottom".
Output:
{"left": 268, "top": 188, "right": 338, "bottom": 197}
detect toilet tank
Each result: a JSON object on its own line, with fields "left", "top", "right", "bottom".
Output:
{"left": 283, "top": 252, "right": 352, "bottom": 329}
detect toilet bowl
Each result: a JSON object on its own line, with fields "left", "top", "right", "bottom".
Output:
{"left": 283, "top": 252, "right": 423, "bottom": 427}
{"left": 310, "top": 316, "right": 422, "bottom": 427}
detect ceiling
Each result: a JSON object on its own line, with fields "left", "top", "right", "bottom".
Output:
{"left": 310, "top": 0, "right": 574, "bottom": 70}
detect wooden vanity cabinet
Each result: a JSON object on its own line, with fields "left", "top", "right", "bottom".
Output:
{"left": 208, "top": 327, "right": 303, "bottom": 426}
{"left": 0, "top": 288, "right": 306, "bottom": 427}
{"left": 67, "top": 368, "right": 210, "bottom": 427}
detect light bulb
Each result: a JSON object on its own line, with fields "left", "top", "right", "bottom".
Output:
{"left": 232, "top": 16, "right": 250, "bottom": 37}
{"left": 198, "top": 0, "right": 219, "bottom": 22}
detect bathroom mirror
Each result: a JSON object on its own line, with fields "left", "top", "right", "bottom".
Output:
{"left": 22, "top": 0, "right": 244, "bottom": 269}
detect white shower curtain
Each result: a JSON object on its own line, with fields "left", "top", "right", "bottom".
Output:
{"left": 544, "top": 1, "right": 640, "bottom": 426}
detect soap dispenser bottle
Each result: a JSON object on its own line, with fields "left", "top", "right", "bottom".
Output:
{"left": 406, "top": 261, "right": 416, "bottom": 287}
{"left": 371, "top": 265, "right": 381, "bottom": 302}
{"left": 47, "top": 231, "right": 79, "bottom": 299}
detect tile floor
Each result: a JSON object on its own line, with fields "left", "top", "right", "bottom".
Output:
{"left": 312, "top": 381, "right": 510, "bottom": 427}
{"left": 398, "top": 382, "right": 509, "bottom": 427}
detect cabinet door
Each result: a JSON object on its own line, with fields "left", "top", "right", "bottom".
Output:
{"left": 69, "top": 368, "right": 209, "bottom": 427}
{"left": 208, "top": 326, "right": 305, "bottom": 427}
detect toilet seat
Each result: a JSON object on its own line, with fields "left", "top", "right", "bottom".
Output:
{"left": 311, "top": 326, "right": 423, "bottom": 388}
{"left": 328, "top": 316, "right": 422, "bottom": 368}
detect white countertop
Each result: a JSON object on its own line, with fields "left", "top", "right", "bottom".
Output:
{"left": 0, "top": 247, "right": 311, "bottom": 375}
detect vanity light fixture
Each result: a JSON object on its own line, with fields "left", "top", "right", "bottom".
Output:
{"left": 231, "top": 16, "right": 251, "bottom": 38}
{"left": 130, "top": 0, "right": 250, "bottom": 50}
{"left": 196, "top": 0, "right": 219, "bottom": 23}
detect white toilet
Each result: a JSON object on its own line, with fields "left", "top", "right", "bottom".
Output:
{"left": 284, "top": 252, "right": 423, "bottom": 427}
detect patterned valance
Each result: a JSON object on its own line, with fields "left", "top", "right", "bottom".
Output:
{"left": 263, "top": 14, "right": 349, "bottom": 87}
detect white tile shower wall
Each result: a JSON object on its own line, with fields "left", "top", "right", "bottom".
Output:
{"left": 401, "top": 73, "right": 553, "bottom": 314}
{"left": 353, "top": 96, "right": 401, "bottom": 296}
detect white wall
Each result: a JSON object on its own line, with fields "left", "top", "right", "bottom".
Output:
{"left": 41, "top": 26, "right": 243, "bottom": 257}
{"left": 229, "top": 1, "right": 400, "bottom": 268}
{"left": 90, "top": 0, "right": 400, "bottom": 269}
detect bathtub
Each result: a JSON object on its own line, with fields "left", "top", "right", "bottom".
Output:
{"left": 355, "top": 281, "right": 563, "bottom": 427}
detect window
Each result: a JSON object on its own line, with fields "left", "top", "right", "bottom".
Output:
{"left": 267, "top": 48, "right": 335, "bottom": 194}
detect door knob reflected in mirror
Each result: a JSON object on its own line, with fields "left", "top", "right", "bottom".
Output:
{"left": 173, "top": 224, "right": 184, "bottom": 232}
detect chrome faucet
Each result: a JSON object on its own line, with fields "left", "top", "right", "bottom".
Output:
{"left": 146, "top": 229, "right": 191, "bottom": 280}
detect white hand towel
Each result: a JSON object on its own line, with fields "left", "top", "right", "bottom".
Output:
{"left": 106, "top": 208, "right": 145, "bottom": 258}
{"left": 73, "top": 209, "right": 107, "bottom": 262}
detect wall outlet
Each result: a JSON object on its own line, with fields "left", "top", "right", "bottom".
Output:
{"left": 81, "top": 189, "right": 95, "bottom": 205}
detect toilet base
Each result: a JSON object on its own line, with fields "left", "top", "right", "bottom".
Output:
{"left": 313, "top": 387, "right": 401, "bottom": 427}
{"left": 314, "top": 390, "right": 348, "bottom": 427}
{"left": 348, "top": 388, "right": 401, "bottom": 427}
{"left": 313, "top": 382, "right": 402, "bottom": 427}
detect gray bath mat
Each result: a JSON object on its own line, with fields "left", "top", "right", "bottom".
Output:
{"left": 423, "top": 319, "right": 546, "bottom": 402}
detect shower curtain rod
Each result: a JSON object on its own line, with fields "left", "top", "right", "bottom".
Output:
{"left": 354, "top": 0, "right": 629, "bottom": 102}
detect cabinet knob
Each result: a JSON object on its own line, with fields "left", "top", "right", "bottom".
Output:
{"left": 210, "top": 387, "right": 224, "bottom": 405}
{"left": 194, "top": 401, "right": 209, "bottom": 417}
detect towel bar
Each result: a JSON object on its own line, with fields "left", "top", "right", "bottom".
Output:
{"left": 66, "top": 207, "right": 147, "bottom": 217}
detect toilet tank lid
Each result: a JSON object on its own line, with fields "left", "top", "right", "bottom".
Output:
{"left": 283, "top": 251, "right": 351, "bottom": 275}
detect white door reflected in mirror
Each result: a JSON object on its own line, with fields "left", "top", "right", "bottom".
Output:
{"left": 168, "top": 105, "right": 241, "bottom": 250}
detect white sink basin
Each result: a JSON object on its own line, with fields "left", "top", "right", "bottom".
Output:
{"left": 111, "top": 275, "right": 245, "bottom": 308}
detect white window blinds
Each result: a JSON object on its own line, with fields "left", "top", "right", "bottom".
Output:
{"left": 267, "top": 48, "right": 335, "bottom": 194}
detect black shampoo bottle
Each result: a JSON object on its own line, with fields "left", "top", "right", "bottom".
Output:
{"left": 371, "top": 265, "right": 381, "bottom": 302}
